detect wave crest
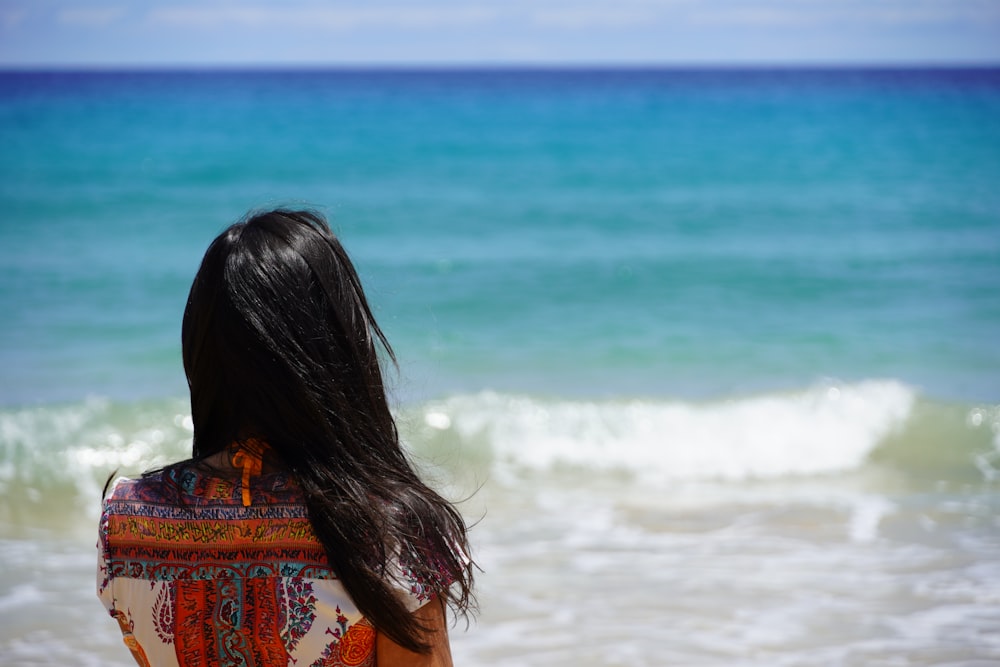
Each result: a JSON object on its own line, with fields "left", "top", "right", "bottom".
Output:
{"left": 415, "top": 380, "right": 918, "bottom": 482}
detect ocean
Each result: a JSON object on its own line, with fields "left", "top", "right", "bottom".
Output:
{"left": 1, "top": 68, "right": 999, "bottom": 665}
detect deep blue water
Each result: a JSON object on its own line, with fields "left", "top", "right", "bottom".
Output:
{"left": 1, "top": 68, "right": 999, "bottom": 405}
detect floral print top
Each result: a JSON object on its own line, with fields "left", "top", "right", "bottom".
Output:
{"left": 97, "top": 466, "right": 439, "bottom": 667}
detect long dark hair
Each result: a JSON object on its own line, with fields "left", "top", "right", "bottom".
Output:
{"left": 179, "top": 209, "right": 473, "bottom": 652}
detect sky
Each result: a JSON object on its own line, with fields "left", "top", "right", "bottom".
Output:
{"left": 1, "top": 0, "right": 999, "bottom": 67}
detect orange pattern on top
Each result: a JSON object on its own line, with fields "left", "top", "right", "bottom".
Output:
{"left": 336, "top": 620, "right": 376, "bottom": 667}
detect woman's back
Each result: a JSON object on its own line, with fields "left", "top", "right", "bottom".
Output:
{"left": 97, "top": 209, "right": 473, "bottom": 666}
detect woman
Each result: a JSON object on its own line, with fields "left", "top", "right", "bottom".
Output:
{"left": 98, "top": 209, "right": 474, "bottom": 667}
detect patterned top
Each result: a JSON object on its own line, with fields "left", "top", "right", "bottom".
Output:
{"left": 97, "top": 466, "right": 439, "bottom": 667}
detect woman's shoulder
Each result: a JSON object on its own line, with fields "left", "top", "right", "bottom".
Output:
{"left": 105, "top": 463, "right": 303, "bottom": 509}
{"left": 103, "top": 470, "right": 178, "bottom": 508}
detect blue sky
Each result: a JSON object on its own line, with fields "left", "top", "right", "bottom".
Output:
{"left": 2, "top": 0, "right": 999, "bottom": 66}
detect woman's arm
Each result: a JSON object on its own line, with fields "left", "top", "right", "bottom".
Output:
{"left": 376, "top": 598, "right": 453, "bottom": 667}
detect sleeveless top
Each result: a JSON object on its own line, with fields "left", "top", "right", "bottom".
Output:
{"left": 97, "top": 466, "right": 440, "bottom": 667}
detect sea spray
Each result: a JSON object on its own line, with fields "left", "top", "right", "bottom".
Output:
{"left": 413, "top": 380, "right": 918, "bottom": 482}
{"left": 0, "top": 397, "right": 191, "bottom": 530}
{"left": 4, "top": 380, "right": 999, "bottom": 535}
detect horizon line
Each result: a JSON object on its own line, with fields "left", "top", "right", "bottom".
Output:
{"left": 3, "top": 61, "right": 1000, "bottom": 73}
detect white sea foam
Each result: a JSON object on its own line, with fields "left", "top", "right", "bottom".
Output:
{"left": 418, "top": 380, "right": 917, "bottom": 483}
{"left": 0, "top": 397, "right": 192, "bottom": 525}
{"left": 0, "top": 583, "right": 42, "bottom": 612}
{"left": 0, "top": 379, "right": 932, "bottom": 528}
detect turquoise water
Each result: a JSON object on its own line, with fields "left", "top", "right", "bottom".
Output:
{"left": 2, "top": 69, "right": 1000, "bottom": 665}
{"left": 2, "top": 69, "right": 999, "bottom": 405}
